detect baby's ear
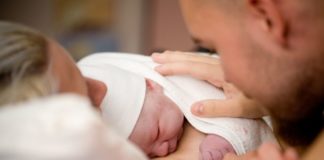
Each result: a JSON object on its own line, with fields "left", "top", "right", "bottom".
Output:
{"left": 145, "top": 79, "right": 163, "bottom": 92}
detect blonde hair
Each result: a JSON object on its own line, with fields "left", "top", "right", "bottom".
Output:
{"left": 0, "top": 21, "right": 56, "bottom": 106}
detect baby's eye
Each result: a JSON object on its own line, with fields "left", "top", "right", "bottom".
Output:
{"left": 155, "top": 127, "right": 160, "bottom": 141}
{"left": 151, "top": 126, "right": 160, "bottom": 144}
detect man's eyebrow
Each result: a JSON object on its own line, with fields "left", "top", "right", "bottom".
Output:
{"left": 191, "top": 36, "right": 202, "bottom": 45}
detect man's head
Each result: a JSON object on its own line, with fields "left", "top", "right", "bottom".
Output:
{"left": 0, "top": 21, "right": 88, "bottom": 105}
{"left": 129, "top": 79, "right": 184, "bottom": 158}
{"left": 179, "top": 0, "right": 324, "bottom": 149}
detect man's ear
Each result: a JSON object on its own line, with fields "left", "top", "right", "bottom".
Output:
{"left": 246, "top": 0, "right": 287, "bottom": 46}
{"left": 145, "top": 79, "right": 163, "bottom": 92}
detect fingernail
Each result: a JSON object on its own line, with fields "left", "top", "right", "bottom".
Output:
{"left": 193, "top": 103, "right": 204, "bottom": 114}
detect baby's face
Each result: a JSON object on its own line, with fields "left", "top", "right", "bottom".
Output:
{"left": 129, "top": 79, "right": 184, "bottom": 158}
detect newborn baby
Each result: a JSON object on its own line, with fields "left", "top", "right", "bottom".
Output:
{"left": 78, "top": 53, "right": 276, "bottom": 159}
{"left": 129, "top": 78, "right": 235, "bottom": 158}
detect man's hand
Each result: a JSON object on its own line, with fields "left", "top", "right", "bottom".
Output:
{"left": 152, "top": 51, "right": 267, "bottom": 118}
{"left": 224, "top": 143, "right": 299, "bottom": 160}
{"left": 153, "top": 51, "right": 225, "bottom": 87}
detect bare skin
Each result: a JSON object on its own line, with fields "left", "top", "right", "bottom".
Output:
{"left": 128, "top": 79, "right": 235, "bottom": 159}
{"left": 47, "top": 39, "right": 88, "bottom": 96}
{"left": 153, "top": 0, "right": 324, "bottom": 159}
{"left": 303, "top": 132, "right": 324, "bottom": 160}
{"left": 152, "top": 123, "right": 236, "bottom": 160}
{"left": 47, "top": 39, "right": 107, "bottom": 109}
{"left": 47, "top": 29, "right": 243, "bottom": 160}
{"left": 153, "top": 122, "right": 206, "bottom": 160}
{"left": 152, "top": 51, "right": 267, "bottom": 119}
{"left": 128, "top": 79, "right": 184, "bottom": 158}
{"left": 84, "top": 77, "right": 107, "bottom": 110}
{"left": 199, "top": 135, "right": 235, "bottom": 160}
{"left": 178, "top": 1, "right": 324, "bottom": 144}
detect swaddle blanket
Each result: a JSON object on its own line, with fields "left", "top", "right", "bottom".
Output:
{"left": 78, "top": 53, "right": 277, "bottom": 155}
{"left": 0, "top": 94, "right": 147, "bottom": 160}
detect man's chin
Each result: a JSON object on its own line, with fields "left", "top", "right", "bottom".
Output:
{"left": 270, "top": 107, "right": 323, "bottom": 152}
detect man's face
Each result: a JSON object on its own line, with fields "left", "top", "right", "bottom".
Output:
{"left": 180, "top": 0, "right": 322, "bottom": 118}
{"left": 129, "top": 80, "right": 184, "bottom": 158}
{"left": 179, "top": 0, "right": 256, "bottom": 98}
{"left": 179, "top": 0, "right": 324, "bottom": 147}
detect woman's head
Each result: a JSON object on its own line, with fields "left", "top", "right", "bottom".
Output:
{"left": 0, "top": 21, "right": 88, "bottom": 106}
{"left": 0, "top": 21, "right": 54, "bottom": 105}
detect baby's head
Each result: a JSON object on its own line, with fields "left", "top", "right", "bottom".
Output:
{"left": 129, "top": 79, "right": 184, "bottom": 158}
{"left": 79, "top": 64, "right": 185, "bottom": 158}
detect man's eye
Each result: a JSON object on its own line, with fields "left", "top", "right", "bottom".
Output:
{"left": 195, "top": 46, "right": 217, "bottom": 54}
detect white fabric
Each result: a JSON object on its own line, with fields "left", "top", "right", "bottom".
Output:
{"left": 78, "top": 53, "right": 277, "bottom": 155}
{"left": 78, "top": 62, "right": 146, "bottom": 139}
{"left": 0, "top": 94, "right": 147, "bottom": 160}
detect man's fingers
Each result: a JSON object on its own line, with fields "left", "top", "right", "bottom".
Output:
{"left": 191, "top": 96, "right": 266, "bottom": 118}
{"left": 154, "top": 61, "right": 224, "bottom": 87}
{"left": 191, "top": 99, "right": 243, "bottom": 118}
{"left": 223, "top": 83, "right": 241, "bottom": 98}
{"left": 152, "top": 51, "right": 268, "bottom": 119}
{"left": 152, "top": 51, "right": 220, "bottom": 65}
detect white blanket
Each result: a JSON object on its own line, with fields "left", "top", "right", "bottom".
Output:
{"left": 78, "top": 53, "right": 277, "bottom": 155}
{"left": 0, "top": 94, "right": 147, "bottom": 160}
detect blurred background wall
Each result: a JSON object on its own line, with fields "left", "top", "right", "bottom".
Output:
{"left": 145, "top": 0, "right": 194, "bottom": 53}
{"left": 0, "top": 0, "right": 194, "bottom": 60}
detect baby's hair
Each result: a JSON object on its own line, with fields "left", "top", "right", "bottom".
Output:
{"left": 0, "top": 21, "right": 56, "bottom": 106}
